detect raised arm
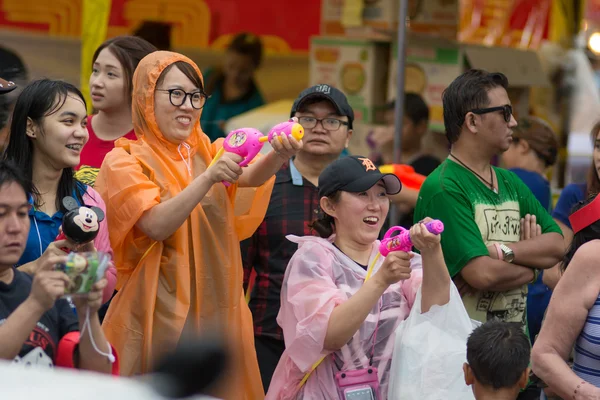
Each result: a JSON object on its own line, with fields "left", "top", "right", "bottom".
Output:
{"left": 237, "top": 134, "right": 301, "bottom": 188}
{"left": 136, "top": 152, "right": 243, "bottom": 241}
{"left": 532, "top": 240, "right": 600, "bottom": 399}
{"left": 409, "top": 219, "right": 451, "bottom": 312}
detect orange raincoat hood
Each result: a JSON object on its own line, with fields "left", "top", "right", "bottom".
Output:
{"left": 131, "top": 51, "right": 204, "bottom": 159}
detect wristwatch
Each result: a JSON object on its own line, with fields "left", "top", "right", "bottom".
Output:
{"left": 499, "top": 244, "right": 515, "bottom": 263}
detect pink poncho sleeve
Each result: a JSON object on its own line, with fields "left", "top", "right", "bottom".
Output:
{"left": 278, "top": 240, "right": 349, "bottom": 372}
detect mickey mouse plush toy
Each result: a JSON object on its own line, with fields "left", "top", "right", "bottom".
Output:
{"left": 55, "top": 196, "right": 105, "bottom": 253}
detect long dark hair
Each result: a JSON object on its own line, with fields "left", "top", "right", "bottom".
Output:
{"left": 3, "top": 79, "right": 86, "bottom": 211}
{"left": 561, "top": 194, "right": 600, "bottom": 272}
{"left": 309, "top": 191, "right": 342, "bottom": 238}
{"left": 587, "top": 121, "right": 600, "bottom": 196}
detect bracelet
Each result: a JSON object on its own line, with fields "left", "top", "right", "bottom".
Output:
{"left": 530, "top": 268, "right": 539, "bottom": 284}
{"left": 573, "top": 380, "right": 586, "bottom": 399}
{"left": 494, "top": 243, "right": 504, "bottom": 261}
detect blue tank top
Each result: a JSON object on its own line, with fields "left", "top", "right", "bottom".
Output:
{"left": 573, "top": 295, "right": 600, "bottom": 386}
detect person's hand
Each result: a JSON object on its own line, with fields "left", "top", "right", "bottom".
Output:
{"left": 410, "top": 218, "right": 441, "bottom": 252}
{"left": 28, "top": 262, "right": 70, "bottom": 311}
{"left": 520, "top": 214, "right": 542, "bottom": 241}
{"left": 57, "top": 225, "right": 97, "bottom": 254}
{"left": 373, "top": 251, "right": 413, "bottom": 287}
{"left": 25, "top": 240, "right": 74, "bottom": 275}
{"left": 73, "top": 278, "right": 108, "bottom": 314}
{"left": 453, "top": 274, "right": 477, "bottom": 297}
{"left": 205, "top": 152, "right": 244, "bottom": 184}
{"left": 76, "top": 241, "right": 97, "bottom": 253}
{"left": 270, "top": 124, "right": 303, "bottom": 160}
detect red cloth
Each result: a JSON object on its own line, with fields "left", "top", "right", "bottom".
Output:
{"left": 75, "top": 115, "right": 136, "bottom": 186}
{"left": 55, "top": 331, "right": 120, "bottom": 375}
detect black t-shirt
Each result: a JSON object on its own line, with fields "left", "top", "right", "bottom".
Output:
{"left": 0, "top": 268, "right": 79, "bottom": 368}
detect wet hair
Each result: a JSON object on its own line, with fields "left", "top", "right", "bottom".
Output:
{"left": 3, "top": 79, "right": 86, "bottom": 211}
{"left": 0, "top": 159, "right": 31, "bottom": 197}
{"left": 466, "top": 319, "right": 530, "bottom": 389}
{"left": 512, "top": 116, "right": 558, "bottom": 167}
{"left": 157, "top": 61, "right": 205, "bottom": 93}
{"left": 442, "top": 69, "right": 509, "bottom": 144}
{"left": 309, "top": 191, "right": 342, "bottom": 238}
{"left": 227, "top": 32, "right": 263, "bottom": 68}
{"left": 561, "top": 194, "right": 600, "bottom": 272}
{"left": 92, "top": 35, "right": 157, "bottom": 102}
{"left": 0, "top": 47, "right": 28, "bottom": 131}
{"left": 387, "top": 92, "right": 430, "bottom": 125}
{"left": 587, "top": 121, "right": 600, "bottom": 197}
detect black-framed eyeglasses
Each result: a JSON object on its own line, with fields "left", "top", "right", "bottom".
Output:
{"left": 469, "top": 104, "right": 513, "bottom": 123}
{"left": 298, "top": 116, "right": 349, "bottom": 131}
{"left": 156, "top": 88, "right": 208, "bottom": 110}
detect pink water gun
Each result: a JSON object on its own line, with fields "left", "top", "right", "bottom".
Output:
{"left": 380, "top": 220, "right": 444, "bottom": 256}
{"left": 208, "top": 118, "right": 304, "bottom": 186}
{"left": 365, "top": 220, "right": 444, "bottom": 281}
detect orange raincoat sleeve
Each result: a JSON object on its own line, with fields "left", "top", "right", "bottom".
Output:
{"left": 208, "top": 137, "right": 275, "bottom": 241}
{"left": 95, "top": 142, "right": 161, "bottom": 289}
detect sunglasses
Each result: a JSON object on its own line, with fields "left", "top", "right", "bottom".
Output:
{"left": 469, "top": 104, "right": 513, "bottom": 123}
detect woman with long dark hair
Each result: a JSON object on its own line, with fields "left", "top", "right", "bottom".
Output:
{"left": 533, "top": 194, "right": 600, "bottom": 399}
{"left": 3, "top": 79, "right": 116, "bottom": 304}
{"left": 75, "top": 35, "right": 157, "bottom": 187}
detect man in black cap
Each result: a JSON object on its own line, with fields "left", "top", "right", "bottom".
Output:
{"left": 241, "top": 84, "right": 354, "bottom": 391}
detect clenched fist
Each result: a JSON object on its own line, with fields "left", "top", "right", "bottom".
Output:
{"left": 205, "top": 152, "right": 244, "bottom": 184}
{"left": 374, "top": 251, "right": 413, "bottom": 287}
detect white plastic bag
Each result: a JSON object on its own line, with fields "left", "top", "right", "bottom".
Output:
{"left": 388, "top": 282, "right": 480, "bottom": 400}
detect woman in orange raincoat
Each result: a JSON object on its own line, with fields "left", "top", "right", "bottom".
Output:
{"left": 95, "top": 51, "right": 301, "bottom": 399}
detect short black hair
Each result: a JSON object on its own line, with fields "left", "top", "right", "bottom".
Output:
{"left": 442, "top": 69, "right": 509, "bottom": 144}
{"left": 388, "top": 92, "right": 429, "bottom": 125}
{"left": 0, "top": 159, "right": 31, "bottom": 197}
{"left": 466, "top": 320, "right": 530, "bottom": 390}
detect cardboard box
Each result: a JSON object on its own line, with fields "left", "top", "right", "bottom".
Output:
{"left": 309, "top": 36, "right": 390, "bottom": 123}
{"left": 387, "top": 35, "right": 462, "bottom": 131}
{"left": 320, "top": 0, "right": 399, "bottom": 37}
{"left": 320, "top": 0, "right": 459, "bottom": 40}
{"left": 388, "top": 34, "right": 550, "bottom": 132}
{"left": 408, "top": 0, "right": 459, "bottom": 40}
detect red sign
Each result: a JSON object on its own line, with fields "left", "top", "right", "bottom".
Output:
{"left": 0, "top": 0, "right": 321, "bottom": 52}
{"left": 459, "top": 0, "right": 550, "bottom": 49}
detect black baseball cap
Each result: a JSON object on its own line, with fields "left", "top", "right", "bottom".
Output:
{"left": 0, "top": 77, "right": 16, "bottom": 95}
{"left": 290, "top": 84, "right": 355, "bottom": 128}
{"left": 318, "top": 155, "right": 402, "bottom": 198}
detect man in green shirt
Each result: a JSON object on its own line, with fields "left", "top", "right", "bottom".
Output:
{"left": 414, "top": 69, "right": 564, "bottom": 333}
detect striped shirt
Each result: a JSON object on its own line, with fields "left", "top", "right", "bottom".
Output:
{"left": 573, "top": 295, "right": 600, "bottom": 386}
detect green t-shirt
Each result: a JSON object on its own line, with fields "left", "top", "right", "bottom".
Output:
{"left": 414, "top": 159, "right": 562, "bottom": 329}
